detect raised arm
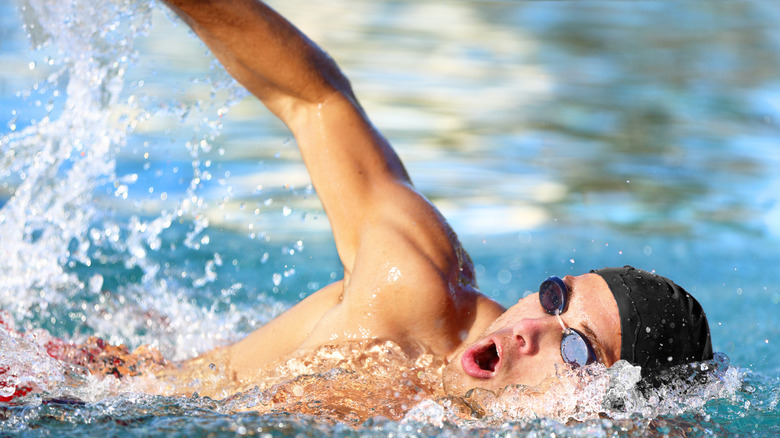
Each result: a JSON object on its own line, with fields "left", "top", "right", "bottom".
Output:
{"left": 162, "top": 0, "right": 414, "bottom": 273}
{"left": 159, "top": 1, "right": 505, "bottom": 379}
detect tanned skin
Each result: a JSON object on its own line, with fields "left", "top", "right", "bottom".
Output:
{"left": 161, "top": 0, "right": 621, "bottom": 395}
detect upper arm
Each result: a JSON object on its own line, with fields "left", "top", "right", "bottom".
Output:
{"left": 285, "top": 92, "right": 416, "bottom": 275}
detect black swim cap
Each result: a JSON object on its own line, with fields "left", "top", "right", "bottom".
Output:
{"left": 592, "top": 266, "right": 712, "bottom": 376}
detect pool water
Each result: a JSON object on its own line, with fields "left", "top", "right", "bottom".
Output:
{"left": 1, "top": 0, "right": 779, "bottom": 435}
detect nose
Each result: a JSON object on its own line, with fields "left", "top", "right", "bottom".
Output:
{"left": 511, "top": 316, "right": 561, "bottom": 356}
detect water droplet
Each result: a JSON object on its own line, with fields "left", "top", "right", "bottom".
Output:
{"left": 114, "top": 184, "right": 128, "bottom": 199}
{"left": 88, "top": 274, "right": 104, "bottom": 293}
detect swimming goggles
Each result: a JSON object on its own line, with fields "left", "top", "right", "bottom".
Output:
{"left": 539, "top": 276, "right": 599, "bottom": 368}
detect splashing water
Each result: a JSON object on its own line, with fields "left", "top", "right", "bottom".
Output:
{"left": 0, "top": 0, "right": 255, "bottom": 359}
{"left": 0, "top": 0, "right": 148, "bottom": 327}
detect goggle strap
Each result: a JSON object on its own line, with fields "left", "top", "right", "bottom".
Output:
{"left": 555, "top": 313, "right": 567, "bottom": 332}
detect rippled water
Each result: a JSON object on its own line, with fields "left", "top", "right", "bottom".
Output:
{"left": 1, "top": 0, "right": 779, "bottom": 435}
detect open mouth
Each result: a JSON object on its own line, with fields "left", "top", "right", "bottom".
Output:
{"left": 461, "top": 339, "right": 501, "bottom": 379}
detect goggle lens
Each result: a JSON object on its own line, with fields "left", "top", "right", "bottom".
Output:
{"left": 561, "top": 328, "right": 597, "bottom": 367}
{"left": 539, "top": 276, "right": 567, "bottom": 315}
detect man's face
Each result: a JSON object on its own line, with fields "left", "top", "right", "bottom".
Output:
{"left": 442, "top": 273, "right": 622, "bottom": 396}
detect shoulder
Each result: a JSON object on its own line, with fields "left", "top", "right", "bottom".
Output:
{"left": 338, "top": 185, "right": 500, "bottom": 356}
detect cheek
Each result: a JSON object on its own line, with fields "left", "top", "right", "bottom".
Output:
{"left": 502, "top": 342, "right": 565, "bottom": 387}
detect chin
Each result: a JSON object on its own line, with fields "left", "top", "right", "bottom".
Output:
{"left": 442, "top": 357, "right": 490, "bottom": 397}
{"left": 441, "top": 360, "right": 468, "bottom": 396}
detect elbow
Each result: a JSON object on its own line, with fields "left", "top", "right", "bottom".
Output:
{"left": 306, "top": 48, "right": 355, "bottom": 105}
{"left": 265, "top": 50, "right": 358, "bottom": 124}
{"left": 273, "top": 74, "right": 362, "bottom": 133}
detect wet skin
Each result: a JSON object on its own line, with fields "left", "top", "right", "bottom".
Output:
{"left": 442, "top": 273, "right": 622, "bottom": 396}
{"left": 161, "top": 0, "right": 623, "bottom": 402}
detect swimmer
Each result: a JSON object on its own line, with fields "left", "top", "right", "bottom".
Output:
{"left": 158, "top": 0, "right": 712, "bottom": 402}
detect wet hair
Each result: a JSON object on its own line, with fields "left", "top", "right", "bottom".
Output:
{"left": 592, "top": 266, "right": 713, "bottom": 376}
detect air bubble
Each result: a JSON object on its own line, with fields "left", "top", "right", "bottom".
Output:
{"left": 497, "top": 269, "right": 512, "bottom": 285}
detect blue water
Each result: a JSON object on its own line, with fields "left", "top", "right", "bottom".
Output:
{"left": 1, "top": 0, "right": 779, "bottom": 435}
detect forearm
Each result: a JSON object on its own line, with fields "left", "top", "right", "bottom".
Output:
{"left": 163, "top": 0, "right": 416, "bottom": 273}
{"left": 162, "top": 0, "right": 352, "bottom": 120}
